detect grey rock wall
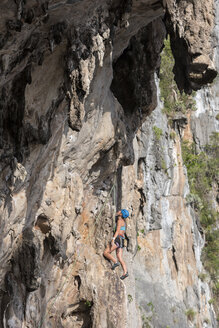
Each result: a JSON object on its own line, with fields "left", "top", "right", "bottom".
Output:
{"left": 191, "top": 0, "right": 219, "bottom": 150}
{"left": 165, "top": 0, "right": 217, "bottom": 93}
{"left": 118, "top": 84, "right": 216, "bottom": 328}
{"left": 0, "top": 0, "right": 218, "bottom": 327}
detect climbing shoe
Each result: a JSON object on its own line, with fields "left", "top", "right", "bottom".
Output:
{"left": 120, "top": 272, "right": 129, "bottom": 280}
{"left": 111, "top": 262, "right": 120, "bottom": 270}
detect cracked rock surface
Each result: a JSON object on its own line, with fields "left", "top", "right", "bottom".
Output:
{"left": 0, "top": 0, "right": 218, "bottom": 327}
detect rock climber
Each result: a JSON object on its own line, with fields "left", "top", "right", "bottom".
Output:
{"left": 103, "top": 209, "right": 129, "bottom": 280}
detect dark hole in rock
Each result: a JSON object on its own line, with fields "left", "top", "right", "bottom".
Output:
{"left": 8, "top": 237, "right": 40, "bottom": 292}
{"left": 43, "top": 233, "right": 59, "bottom": 257}
{"left": 89, "top": 145, "right": 117, "bottom": 185}
{"left": 110, "top": 45, "right": 136, "bottom": 116}
{"left": 35, "top": 214, "right": 51, "bottom": 234}
{"left": 137, "top": 158, "right": 145, "bottom": 180}
{"left": 172, "top": 245, "right": 178, "bottom": 272}
{"left": 66, "top": 0, "right": 82, "bottom": 4}
{"left": 63, "top": 300, "right": 93, "bottom": 328}
{"left": 75, "top": 275, "right": 81, "bottom": 290}
{"left": 0, "top": 289, "right": 10, "bottom": 324}
{"left": 111, "top": 19, "right": 165, "bottom": 121}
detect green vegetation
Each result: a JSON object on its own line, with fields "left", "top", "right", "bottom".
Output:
{"left": 160, "top": 37, "right": 196, "bottom": 118}
{"left": 140, "top": 302, "right": 156, "bottom": 328}
{"left": 182, "top": 133, "right": 219, "bottom": 312}
{"left": 85, "top": 300, "right": 92, "bottom": 307}
{"left": 198, "top": 273, "right": 208, "bottom": 282}
{"left": 137, "top": 229, "right": 145, "bottom": 237}
{"left": 152, "top": 125, "right": 168, "bottom": 174}
{"left": 204, "top": 318, "right": 210, "bottom": 324}
{"left": 141, "top": 314, "right": 153, "bottom": 328}
{"left": 153, "top": 126, "right": 163, "bottom": 141}
{"left": 128, "top": 294, "right": 133, "bottom": 303}
{"left": 141, "top": 315, "right": 151, "bottom": 328}
{"left": 170, "top": 131, "right": 176, "bottom": 140}
{"left": 208, "top": 298, "right": 215, "bottom": 305}
{"left": 160, "top": 36, "right": 219, "bottom": 318}
{"left": 147, "top": 302, "right": 154, "bottom": 312}
{"left": 137, "top": 245, "right": 141, "bottom": 251}
{"left": 185, "top": 308, "right": 196, "bottom": 321}
{"left": 213, "top": 281, "right": 219, "bottom": 296}
{"left": 182, "top": 134, "right": 219, "bottom": 282}
{"left": 161, "top": 158, "right": 167, "bottom": 172}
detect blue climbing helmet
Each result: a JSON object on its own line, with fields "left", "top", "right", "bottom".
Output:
{"left": 121, "top": 209, "right": 129, "bottom": 218}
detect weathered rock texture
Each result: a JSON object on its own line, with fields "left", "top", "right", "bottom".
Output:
{"left": 165, "top": 0, "right": 217, "bottom": 93}
{"left": 0, "top": 0, "right": 218, "bottom": 328}
{"left": 120, "top": 93, "right": 216, "bottom": 328}
{"left": 191, "top": 0, "right": 219, "bottom": 151}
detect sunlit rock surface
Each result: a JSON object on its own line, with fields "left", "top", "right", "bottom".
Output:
{"left": 0, "top": 1, "right": 218, "bottom": 327}
{"left": 191, "top": 0, "right": 219, "bottom": 150}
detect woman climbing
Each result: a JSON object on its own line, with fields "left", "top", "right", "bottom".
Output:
{"left": 103, "top": 209, "right": 129, "bottom": 280}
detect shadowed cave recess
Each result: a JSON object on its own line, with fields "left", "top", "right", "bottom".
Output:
{"left": 0, "top": 0, "right": 218, "bottom": 327}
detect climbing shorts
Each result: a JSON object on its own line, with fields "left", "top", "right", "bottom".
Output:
{"left": 114, "top": 235, "right": 125, "bottom": 248}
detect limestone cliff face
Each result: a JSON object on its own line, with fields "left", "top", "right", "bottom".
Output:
{"left": 120, "top": 87, "right": 217, "bottom": 328}
{"left": 0, "top": 1, "right": 218, "bottom": 328}
{"left": 165, "top": 0, "right": 217, "bottom": 93}
{"left": 191, "top": 0, "right": 219, "bottom": 151}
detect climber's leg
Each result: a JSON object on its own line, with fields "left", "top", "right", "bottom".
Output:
{"left": 103, "top": 243, "right": 118, "bottom": 264}
{"left": 116, "top": 247, "right": 127, "bottom": 275}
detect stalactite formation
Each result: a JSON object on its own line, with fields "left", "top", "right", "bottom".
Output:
{"left": 0, "top": 0, "right": 218, "bottom": 327}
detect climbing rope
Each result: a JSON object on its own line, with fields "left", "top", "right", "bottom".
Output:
{"left": 113, "top": 178, "right": 117, "bottom": 228}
